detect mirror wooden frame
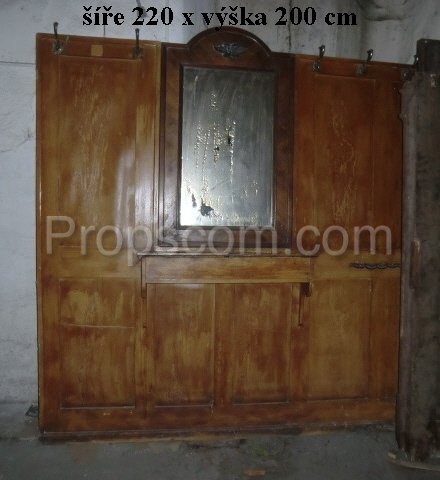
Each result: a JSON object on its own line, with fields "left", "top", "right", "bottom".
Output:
{"left": 159, "top": 27, "right": 294, "bottom": 248}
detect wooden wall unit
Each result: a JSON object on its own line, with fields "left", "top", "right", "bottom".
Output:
{"left": 37, "top": 32, "right": 404, "bottom": 436}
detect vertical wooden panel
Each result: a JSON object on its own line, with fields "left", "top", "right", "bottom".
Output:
{"left": 293, "top": 60, "right": 317, "bottom": 249}
{"left": 149, "top": 284, "right": 215, "bottom": 406}
{"left": 57, "top": 57, "right": 137, "bottom": 246}
{"left": 59, "top": 278, "right": 137, "bottom": 408}
{"left": 225, "top": 284, "right": 296, "bottom": 404}
{"left": 60, "top": 325, "right": 135, "bottom": 408}
{"left": 313, "top": 75, "right": 374, "bottom": 249}
{"left": 369, "top": 277, "right": 400, "bottom": 398}
{"left": 306, "top": 279, "right": 371, "bottom": 399}
{"left": 294, "top": 57, "right": 403, "bottom": 254}
{"left": 37, "top": 35, "right": 160, "bottom": 431}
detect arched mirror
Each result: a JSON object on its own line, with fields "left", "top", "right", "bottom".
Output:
{"left": 159, "top": 27, "right": 293, "bottom": 248}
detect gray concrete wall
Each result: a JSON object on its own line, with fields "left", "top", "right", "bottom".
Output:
{"left": 0, "top": 0, "right": 439, "bottom": 403}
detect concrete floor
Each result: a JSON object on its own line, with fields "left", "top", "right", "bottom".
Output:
{"left": 0, "top": 403, "right": 439, "bottom": 480}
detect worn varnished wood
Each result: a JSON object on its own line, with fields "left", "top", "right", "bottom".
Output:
{"left": 60, "top": 324, "right": 136, "bottom": 408}
{"left": 224, "top": 284, "right": 297, "bottom": 404}
{"left": 293, "top": 56, "right": 403, "bottom": 409}
{"left": 146, "top": 284, "right": 215, "bottom": 408}
{"left": 59, "top": 279, "right": 137, "bottom": 408}
{"left": 142, "top": 255, "right": 312, "bottom": 284}
{"left": 293, "top": 56, "right": 404, "bottom": 253}
{"left": 305, "top": 278, "right": 372, "bottom": 399}
{"left": 38, "top": 34, "right": 404, "bottom": 435}
{"left": 143, "top": 256, "right": 310, "bottom": 415}
{"left": 307, "top": 254, "right": 401, "bottom": 401}
{"left": 304, "top": 264, "right": 401, "bottom": 402}
{"left": 37, "top": 34, "right": 161, "bottom": 432}
{"left": 56, "top": 56, "right": 137, "bottom": 248}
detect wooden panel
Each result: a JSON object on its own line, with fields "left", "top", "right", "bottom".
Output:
{"left": 314, "top": 75, "right": 374, "bottom": 249}
{"left": 38, "top": 34, "right": 159, "bottom": 256}
{"left": 37, "top": 34, "right": 160, "bottom": 432}
{"left": 142, "top": 255, "right": 311, "bottom": 284}
{"left": 147, "top": 284, "right": 215, "bottom": 407}
{"left": 223, "top": 284, "right": 297, "bottom": 404}
{"left": 60, "top": 278, "right": 135, "bottom": 327}
{"left": 56, "top": 57, "right": 137, "bottom": 247}
{"left": 306, "top": 279, "right": 371, "bottom": 399}
{"left": 59, "top": 278, "right": 137, "bottom": 408}
{"left": 369, "top": 277, "right": 400, "bottom": 398}
{"left": 60, "top": 324, "right": 135, "bottom": 408}
{"left": 294, "top": 56, "right": 404, "bottom": 254}
{"left": 37, "top": 39, "right": 404, "bottom": 433}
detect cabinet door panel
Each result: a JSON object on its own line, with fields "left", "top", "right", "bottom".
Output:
{"left": 223, "top": 284, "right": 298, "bottom": 405}
{"left": 306, "top": 279, "right": 371, "bottom": 399}
{"left": 59, "top": 278, "right": 137, "bottom": 408}
{"left": 147, "top": 284, "right": 215, "bottom": 407}
{"left": 60, "top": 325, "right": 136, "bottom": 408}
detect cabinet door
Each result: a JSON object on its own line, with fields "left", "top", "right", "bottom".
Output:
{"left": 218, "top": 283, "right": 302, "bottom": 407}
{"left": 37, "top": 34, "right": 160, "bottom": 432}
{"left": 140, "top": 256, "right": 311, "bottom": 428}
{"left": 305, "top": 279, "right": 371, "bottom": 399}
{"left": 59, "top": 278, "right": 137, "bottom": 409}
{"left": 144, "top": 284, "right": 215, "bottom": 410}
{"left": 308, "top": 256, "right": 400, "bottom": 403}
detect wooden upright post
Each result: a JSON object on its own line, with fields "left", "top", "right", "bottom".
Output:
{"left": 398, "top": 38, "right": 440, "bottom": 461}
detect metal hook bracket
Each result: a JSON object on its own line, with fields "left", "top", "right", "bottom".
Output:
{"left": 356, "top": 49, "right": 374, "bottom": 75}
{"left": 52, "top": 22, "right": 64, "bottom": 55}
{"left": 132, "top": 28, "right": 143, "bottom": 59}
{"left": 312, "top": 44, "right": 325, "bottom": 72}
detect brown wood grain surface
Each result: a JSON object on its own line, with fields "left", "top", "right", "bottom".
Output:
{"left": 37, "top": 32, "right": 404, "bottom": 435}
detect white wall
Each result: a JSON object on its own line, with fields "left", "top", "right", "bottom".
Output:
{"left": 0, "top": 0, "right": 439, "bottom": 403}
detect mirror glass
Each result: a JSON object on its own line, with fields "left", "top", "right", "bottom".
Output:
{"left": 179, "top": 66, "right": 275, "bottom": 227}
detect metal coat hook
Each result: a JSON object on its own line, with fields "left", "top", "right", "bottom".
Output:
{"left": 52, "top": 22, "right": 64, "bottom": 54}
{"left": 356, "top": 49, "right": 374, "bottom": 76}
{"left": 132, "top": 28, "right": 143, "bottom": 59}
{"left": 312, "top": 44, "right": 325, "bottom": 72}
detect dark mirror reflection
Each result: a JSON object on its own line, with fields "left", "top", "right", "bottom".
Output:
{"left": 180, "top": 66, "right": 275, "bottom": 227}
